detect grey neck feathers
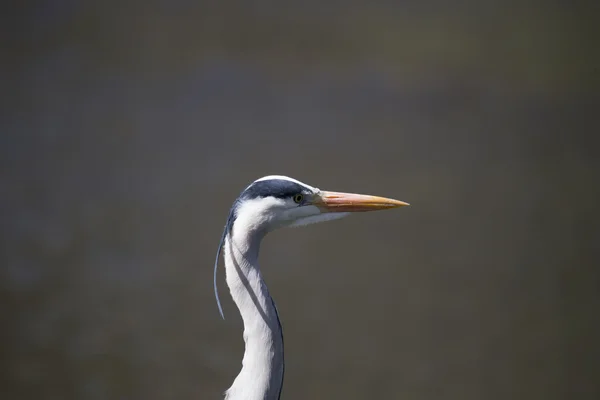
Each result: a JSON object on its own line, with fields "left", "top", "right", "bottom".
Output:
{"left": 223, "top": 230, "right": 284, "bottom": 400}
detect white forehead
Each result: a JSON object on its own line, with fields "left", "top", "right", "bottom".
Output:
{"left": 252, "top": 175, "right": 319, "bottom": 192}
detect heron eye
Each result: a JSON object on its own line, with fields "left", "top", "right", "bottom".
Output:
{"left": 293, "top": 193, "right": 304, "bottom": 204}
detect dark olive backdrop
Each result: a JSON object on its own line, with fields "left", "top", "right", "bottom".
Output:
{"left": 1, "top": 1, "right": 599, "bottom": 399}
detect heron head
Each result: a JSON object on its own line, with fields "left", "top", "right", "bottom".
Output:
{"left": 214, "top": 175, "right": 409, "bottom": 319}
{"left": 228, "top": 175, "right": 409, "bottom": 236}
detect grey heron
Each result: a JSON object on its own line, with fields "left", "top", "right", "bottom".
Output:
{"left": 214, "top": 175, "right": 408, "bottom": 399}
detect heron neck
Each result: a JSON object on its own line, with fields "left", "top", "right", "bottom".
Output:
{"left": 223, "top": 232, "right": 284, "bottom": 400}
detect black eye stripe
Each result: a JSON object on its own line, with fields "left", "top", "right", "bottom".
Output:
{"left": 227, "top": 179, "right": 312, "bottom": 233}
{"left": 242, "top": 179, "right": 309, "bottom": 200}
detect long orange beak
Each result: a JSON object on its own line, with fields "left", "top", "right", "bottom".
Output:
{"left": 313, "top": 191, "right": 409, "bottom": 212}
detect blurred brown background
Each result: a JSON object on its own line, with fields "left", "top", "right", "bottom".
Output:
{"left": 1, "top": 1, "right": 599, "bottom": 399}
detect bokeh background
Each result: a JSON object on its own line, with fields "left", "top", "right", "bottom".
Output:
{"left": 2, "top": 1, "right": 599, "bottom": 399}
